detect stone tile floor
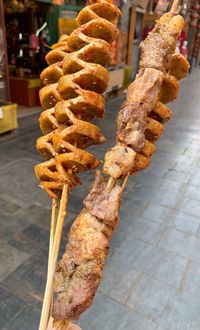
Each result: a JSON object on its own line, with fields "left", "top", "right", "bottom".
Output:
{"left": 1, "top": 68, "right": 200, "bottom": 330}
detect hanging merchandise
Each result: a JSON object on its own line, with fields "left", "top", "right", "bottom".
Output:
{"left": 190, "top": 11, "right": 199, "bottom": 28}
{"left": 178, "top": 29, "right": 187, "bottom": 57}
{"left": 180, "top": 40, "right": 188, "bottom": 58}
{"left": 188, "top": 1, "right": 200, "bottom": 29}
{"left": 191, "top": 2, "right": 200, "bottom": 11}
{"left": 192, "top": 31, "right": 200, "bottom": 60}
{"left": 186, "top": 0, "right": 200, "bottom": 66}
{"left": 179, "top": 29, "right": 187, "bottom": 45}
{"left": 29, "top": 34, "right": 39, "bottom": 52}
{"left": 176, "top": 40, "right": 181, "bottom": 53}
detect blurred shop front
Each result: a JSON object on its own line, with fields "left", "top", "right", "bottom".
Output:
{"left": 0, "top": 0, "right": 135, "bottom": 135}
{"left": 0, "top": 0, "right": 198, "bottom": 136}
{"left": 1, "top": 0, "right": 61, "bottom": 108}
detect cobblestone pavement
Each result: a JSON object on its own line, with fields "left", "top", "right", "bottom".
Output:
{"left": 1, "top": 68, "right": 200, "bottom": 330}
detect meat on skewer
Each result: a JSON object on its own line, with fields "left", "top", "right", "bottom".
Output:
{"left": 52, "top": 11, "right": 189, "bottom": 323}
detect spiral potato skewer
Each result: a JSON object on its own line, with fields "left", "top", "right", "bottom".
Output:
{"left": 35, "top": 0, "right": 121, "bottom": 199}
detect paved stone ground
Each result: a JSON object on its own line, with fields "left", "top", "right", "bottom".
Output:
{"left": 1, "top": 68, "right": 200, "bottom": 330}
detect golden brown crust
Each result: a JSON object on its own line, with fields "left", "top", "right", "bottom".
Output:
{"left": 150, "top": 101, "right": 173, "bottom": 123}
{"left": 159, "top": 73, "right": 179, "bottom": 104}
{"left": 131, "top": 153, "right": 150, "bottom": 174}
{"left": 35, "top": 0, "right": 120, "bottom": 198}
{"left": 169, "top": 53, "right": 190, "bottom": 80}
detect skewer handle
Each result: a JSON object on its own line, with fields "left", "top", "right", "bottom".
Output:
{"left": 39, "top": 185, "right": 68, "bottom": 330}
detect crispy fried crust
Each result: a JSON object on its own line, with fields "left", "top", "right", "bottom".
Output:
{"left": 169, "top": 53, "right": 190, "bottom": 80}
{"left": 150, "top": 101, "right": 173, "bottom": 123}
{"left": 159, "top": 73, "right": 179, "bottom": 104}
{"left": 35, "top": 0, "right": 120, "bottom": 198}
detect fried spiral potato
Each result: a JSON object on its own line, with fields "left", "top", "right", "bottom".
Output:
{"left": 35, "top": 0, "right": 120, "bottom": 199}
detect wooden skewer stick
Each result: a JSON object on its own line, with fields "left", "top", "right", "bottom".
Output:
{"left": 107, "top": 176, "right": 116, "bottom": 190}
{"left": 48, "top": 119, "right": 80, "bottom": 330}
{"left": 48, "top": 199, "right": 59, "bottom": 316}
{"left": 39, "top": 184, "right": 69, "bottom": 330}
{"left": 170, "top": 0, "right": 179, "bottom": 13}
{"left": 48, "top": 199, "right": 58, "bottom": 274}
{"left": 121, "top": 171, "right": 130, "bottom": 190}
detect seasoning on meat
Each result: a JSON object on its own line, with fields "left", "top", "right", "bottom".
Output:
{"left": 117, "top": 68, "right": 163, "bottom": 151}
{"left": 103, "top": 143, "right": 136, "bottom": 179}
{"left": 140, "top": 13, "right": 184, "bottom": 71}
{"left": 84, "top": 170, "right": 122, "bottom": 223}
{"left": 53, "top": 171, "right": 122, "bottom": 320}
